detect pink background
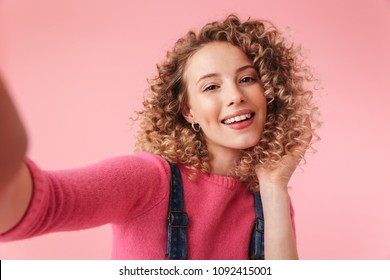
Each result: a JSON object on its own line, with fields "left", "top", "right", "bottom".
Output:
{"left": 1, "top": 0, "right": 389, "bottom": 259}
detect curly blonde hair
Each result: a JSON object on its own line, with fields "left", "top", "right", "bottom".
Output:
{"left": 135, "top": 15, "right": 320, "bottom": 192}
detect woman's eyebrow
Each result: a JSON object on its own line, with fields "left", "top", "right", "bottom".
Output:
{"left": 196, "top": 73, "right": 219, "bottom": 85}
{"left": 196, "top": 65, "right": 255, "bottom": 85}
{"left": 236, "top": 65, "right": 256, "bottom": 73}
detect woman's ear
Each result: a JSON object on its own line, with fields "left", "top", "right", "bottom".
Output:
{"left": 182, "top": 105, "right": 195, "bottom": 124}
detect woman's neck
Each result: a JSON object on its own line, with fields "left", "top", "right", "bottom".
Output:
{"left": 208, "top": 149, "right": 240, "bottom": 177}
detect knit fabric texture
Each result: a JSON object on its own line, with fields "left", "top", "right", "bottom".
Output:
{"left": 0, "top": 152, "right": 295, "bottom": 259}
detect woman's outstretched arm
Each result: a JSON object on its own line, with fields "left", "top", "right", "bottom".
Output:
{"left": 0, "top": 75, "right": 32, "bottom": 234}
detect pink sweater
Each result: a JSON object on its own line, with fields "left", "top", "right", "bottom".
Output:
{"left": 0, "top": 152, "right": 294, "bottom": 259}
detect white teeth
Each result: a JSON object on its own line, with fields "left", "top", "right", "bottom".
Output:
{"left": 223, "top": 113, "right": 252, "bottom": 124}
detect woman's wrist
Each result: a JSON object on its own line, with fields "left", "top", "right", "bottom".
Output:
{"left": 258, "top": 181, "right": 297, "bottom": 260}
{"left": 259, "top": 179, "right": 289, "bottom": 197}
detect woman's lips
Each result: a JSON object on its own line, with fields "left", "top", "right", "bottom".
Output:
{"left": 223, "top": 113, "right": 252, "bottom": 124}
{"left": 221, "top": 109, "right": 254, "bottom": 124}
{"left": 222, "top": 112, "right": 255, "bottom": 130}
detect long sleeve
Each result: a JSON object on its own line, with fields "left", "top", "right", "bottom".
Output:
{"left": 0, "top": 152, "right": 297, "bottom": 259}
{"left": 0, "top": 152, "right": 171, "bottom": 241}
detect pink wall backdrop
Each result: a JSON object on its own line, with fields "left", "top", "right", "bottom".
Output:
{"left": 1, "top": 0, "right": 389, "bottom": 259}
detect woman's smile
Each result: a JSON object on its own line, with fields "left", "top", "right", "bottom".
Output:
{"left": 182, "top": 41, "right": 267, "bottom": 164}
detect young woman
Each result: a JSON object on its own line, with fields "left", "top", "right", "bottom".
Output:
{"left": 0, "top": 15, "right": 319, "bottom": 259}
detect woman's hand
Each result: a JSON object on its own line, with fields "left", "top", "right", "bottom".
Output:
{"left": 256, "top": 143, "right": 308, "bottom": 190}
{"left": 256, "top": 119, "right": 312, "bottom": 190}
{"left": 0, "top": 74, "right": 28, "bottom": 186}
{"left": 0, "top": 74, "right": 32, "bottom": 234}
{"left": 255, "top": 120, "right": 312, "bottom": 260}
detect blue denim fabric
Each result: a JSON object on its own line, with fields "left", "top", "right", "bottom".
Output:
{"left": 166, "top": 164, "right": 264, "bottom": 260}
{"left": 166, "top": 164, "right": 188, "bottom": 259}
{"left": 249, "top": 192, "right": 265, "bottom": 259}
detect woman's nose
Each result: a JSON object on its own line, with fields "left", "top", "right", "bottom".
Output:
{"left": 227, "top": 86, "right": 246, "bottom": 106}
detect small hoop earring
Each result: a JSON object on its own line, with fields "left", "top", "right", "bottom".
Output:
{"left": 191, "top": 122, "right": 201, "bottom": 132}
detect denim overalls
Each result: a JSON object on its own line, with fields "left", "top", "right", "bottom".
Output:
{"left": 166, "top": 164, "right": 264, "bottom": 259}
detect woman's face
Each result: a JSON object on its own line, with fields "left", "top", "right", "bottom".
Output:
{"left": 182, "top": 41, "right": 267, "bottom": 160}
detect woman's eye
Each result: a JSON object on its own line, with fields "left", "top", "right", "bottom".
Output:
{"left": 203, "top": 85, "right": 219, "bottom": 92}
{"left": 240, "top": 76, "right": 256, "bottom": 83}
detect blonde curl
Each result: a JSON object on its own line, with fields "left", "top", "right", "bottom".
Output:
{"left": 135, "top": 15, "right": 321, "bottom": 192}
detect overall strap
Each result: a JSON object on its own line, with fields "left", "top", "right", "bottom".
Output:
{"left": 249, "top": 191, "right": 265, "bottom": 260}
{"left": 166, "top": 163, "right": 188, "bottom": 259}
